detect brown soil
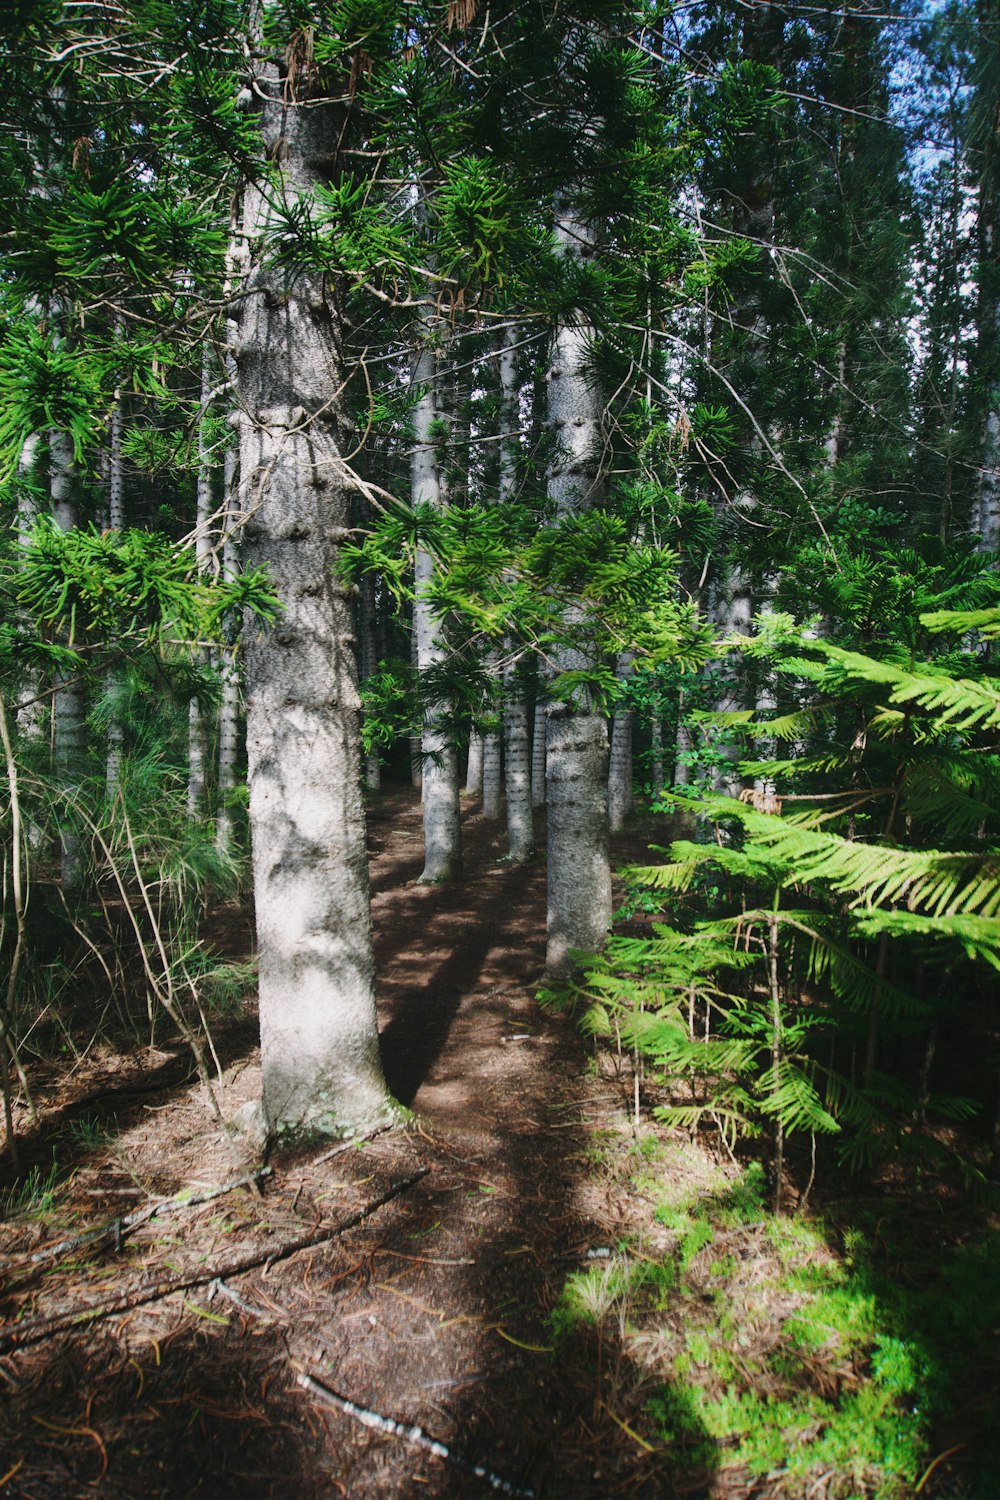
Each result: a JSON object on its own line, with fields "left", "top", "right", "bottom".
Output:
{"left": 0, "top": 788, "right": 708, "bottom": 1500}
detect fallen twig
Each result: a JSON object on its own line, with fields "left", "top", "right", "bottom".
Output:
{"left": 0, "top": 1169, "right": 428, "bottom": 1353}
{"left": 297, "top": 1370, "right": 535, "bottom": 1499}
{"left": 9, "top": 1168, "right": 273, "bottom": 1274}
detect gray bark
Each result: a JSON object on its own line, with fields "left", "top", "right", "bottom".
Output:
{"left": 498, "top": 330, "right": 532, "bottom": 859}
{"left": 412, "top": 323, "right": 461, "bottom": 881}
{"left": 235, "top": 57, "right": 390, "bottom": 1140}
{"left": 215, "top": 461, "right": 241, "bottom": 859}
{"left": 105, "top": 372, "right": 127, "bottom": 802}
{"left": 481, "top": 729, "right": 502, "bottom": 820}
{"left": 544, "top": 190, "right": 612, "bottom": 973}
{"left": 464, "top": 729, "right": 484, "bottom": 796}
{"left": 503, "top": 686, "right": 534, "bottom": 863}
{"left": 650, "top": 715, "right": 665, "bottom": 793}
{"left": 50, "top": 428, "right": 85, "bottom": 892}
{"left": 531, "top": 699, "right": 547, "bottom": 807}
{"left": 188, "top": 342, "right": 215, "bottom": 821}
{"left": 358, "top": 570, "right": 381, "bottom": 793}
{"left": 608, "top": 652, "right": 635, "bottom": 833}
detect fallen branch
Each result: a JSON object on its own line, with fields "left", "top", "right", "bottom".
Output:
{"left": 0, "top": 1169, "right": 428, "bottom": 1354}
{"left": 297, "top": 1371, "right": 535, "bottom": 1499}
{"left": 9, "top": 1168, "right": 273, "bottom": 1275}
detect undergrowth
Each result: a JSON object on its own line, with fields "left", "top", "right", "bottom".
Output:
{"left": 550, "top": 1144, "right": 1000, "bottom": 1497}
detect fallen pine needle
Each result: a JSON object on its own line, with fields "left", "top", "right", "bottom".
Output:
{"left": 915, "top": 1444, "right": 966, "bottom": 1493}
{"left": 600, "top": 1400, "right": 656, "bottom": 1453}
{"left": 492, "top": 1327, "right": 553, "bottom": 1354}
{"left": 0, "top": 1459, "right": 24, "bottom": 1486}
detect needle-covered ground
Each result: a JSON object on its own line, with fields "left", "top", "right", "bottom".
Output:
{"left": 0, "top": 787, "right": 995, "bottom": 1499}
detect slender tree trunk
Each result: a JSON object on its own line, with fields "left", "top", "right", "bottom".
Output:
{"left": 358, "top": 567, "right": 381, "bottom": 793}
{"left": 498, "top": 330, "right": 533, "bottom": 858}
{"left": 481, "top": 729, "right": 502, "bottom": 820}
{"left": 50, "top": 428, "right": 85, "bottom": 893}
{"left": 215, "top": 447, "right": 241, "bottom": 857}
{"left": 650, "top": 715, "right": 665, "bottom": 793}
{"left": 105, "top": 360, "right": 127, "bottom": 801}
{"left": 531, "top": 699, "right": 547, "bottom": 807}
{"left": 188, "top": 342, "right": 214, "bottom": 822}
{"left": 235, "top": 50, "right": 390, "bottom": 1139}
{"left": 412, "top": 316, "right": 462, "bottom": 880}
{"left": 503, "top": 685, "right": 534, "bottom": 863}
{"left": 608, "top": 652, "right": 635, "bottom": 833}
{"left": 464, "top": 729, "right": 484, "bottom": 796}
{"left": 544, "top": 186, "right": 612, "bottom": 973}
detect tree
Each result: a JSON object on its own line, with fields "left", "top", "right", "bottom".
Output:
{"left": 233, "top": 18, "right": 393, "bottom": 1139}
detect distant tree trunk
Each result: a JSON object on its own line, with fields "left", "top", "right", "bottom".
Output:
{"left": 50, "top": 428, "right": 85, "bottom": 892}
{"left": 544, "top": 185, "right": 612, "bottom": 974}
{"left": 188, "top": 342, "right": 214, "bottom": 822}
{"left": 235, "top": 47, "right": 391, "bottom": 1140}
{"left": 650, "top": 715, "right": 665, "bottom": 793}
{"left": 975, "top": 20, "right": 1000, "bottom": 553}
{"left": 464, "top": 729, "right": 484, "bottom": 796}
{"left": 105, "top": 376, "right": 126, "bottom": 801}
{"left": 358, "top": 566, "right": 381, "bottom": 793}
{"left": 215, "top": 451, "right": 241, "bottom": 859}
{"left": 531, "top": 699, "right": 547, "bottom": 807}
{"left": 412, "top": 320, "right": 462, "bottom": 881}
{"left": 498, "top": 330, "right": 533, "bottom": 860}
{"left": 608, "top": 652, "right": 635, "bottom": 833}
{"left": 481, "top": 729, "right": 502, "bottom": 820}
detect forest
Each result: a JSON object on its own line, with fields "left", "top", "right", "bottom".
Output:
{"left": 0, "top": 0, "right": 999, "bottom": 1496}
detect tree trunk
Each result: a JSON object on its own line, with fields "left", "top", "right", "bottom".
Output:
{"left": 464, "top": 729, "right": 484, "bottom": 797}
{"left": 215, "top": 447, "right": 241, "bottom": 858}
{"left": 503, "top": 686, "right": 534, "bottom": 863}
{"left": 544, "top": 186, "right": 612, "bottom": 973}
{"left": 235, "top": 53, "right": 390, "bottom": 1141}
{"left": 608, "top": 652, "right": 635, "bottom": 833}
{"left": 412, "top": 319, "right": 461, "bottom": 881}
{"left": 188, "top": 342, "right": 214, "bottom": 821}
{"left": 358, "top": 568, "right": 381, "bottom": 793}
{"left": 481, "top": 729, "right": 502, "bottom": 820}
{"left": 105, "top": 364, "right": 126, "bottom": 801}
{"left": 531, "top": 699, "right": 547, "bottom": 807}
{"left": 50, "top": 428, "right": 85, "bottom": 893}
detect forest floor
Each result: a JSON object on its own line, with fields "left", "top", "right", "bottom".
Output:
{"left": 0, "top": 787, "right": 994, "bottom": 1498}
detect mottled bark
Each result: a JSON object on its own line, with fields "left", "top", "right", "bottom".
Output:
{"left": 235, "top": 60, "right": 389, "bottom": 1139}
{"left": 544, "top": 190, "right": 612, "bottom": 973}
{"left": 503, "top": 687, "right": 534, "bottom": 863}
{"left": 358, "top": 568, "right": 381, "bottom": 793}
{"left": 188, "top": 343, "right": 215, "bottom": 821}
{"left": 531, "top": 700, "right": 547, "bottom": 807}
{"left": 481, "top": 729, "right": 502, "bottom": 820}
{"left": 50, "top": 429, "right": 85, "bottom": 891}
{"left": 608, "top": 652, "right": 634, "bottom": 833}
{"left": 464, "top": 729, "right": 484, "bottom": 796}
{"left": 649, "top": 715, "right": 665, "bottom": 793}
{"left": 104, "top": 381, "right": 127, "bottom": 802}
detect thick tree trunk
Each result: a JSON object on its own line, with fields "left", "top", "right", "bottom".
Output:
{"left": 235, "top": 60, "right": 390, "bottom": 1140}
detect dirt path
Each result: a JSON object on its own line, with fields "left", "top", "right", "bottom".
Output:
{"left": 0, "top": 789, "right": 677, "bottom": 1500}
